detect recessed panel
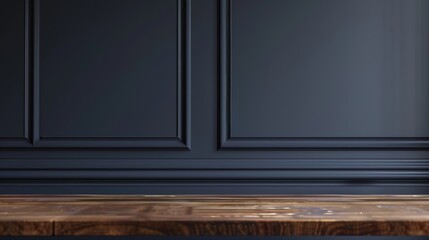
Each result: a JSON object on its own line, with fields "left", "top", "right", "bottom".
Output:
{"left": 229, "top": 0, "right": 429, "bottom": 139}
{"left": 0, "top": 0, "right": 26, "bottom": 140}
{"left": 38, "top": 0, "right": 188, "bottom": 148}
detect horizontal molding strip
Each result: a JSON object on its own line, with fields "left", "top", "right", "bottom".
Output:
{"left": 1, "top": 182, "right": 429, "bottom": 194}
{"left": 0, "top": 158, "right": 428, "bottom": 170}
{"left": 0, "top": 170, "right": 427, "bottom": 180}
{"left": 220, "top": 138, "right": 429, "bottom": 150}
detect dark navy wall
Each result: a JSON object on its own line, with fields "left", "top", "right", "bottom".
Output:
{"left": 1, "top": 0, "right": 429, "bottom": 239}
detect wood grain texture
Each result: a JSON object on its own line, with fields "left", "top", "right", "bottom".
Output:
{"left": 1, "top": 195, "right": 429, "bottom": 236}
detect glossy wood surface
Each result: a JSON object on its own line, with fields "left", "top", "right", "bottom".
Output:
{"left": 1, "top": 195, "right": 429, "bottom": 236}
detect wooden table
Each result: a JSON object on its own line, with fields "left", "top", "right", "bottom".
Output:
{"left": 1, "top": 195, "right": 429, "bottom": 236}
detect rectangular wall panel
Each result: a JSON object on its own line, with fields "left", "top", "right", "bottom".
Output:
{"left": 35, "top": 0, "right": 190, "bottom": 149}
{"left": 0, "top": 0, "right": 30, "bottom": 148}
{"left": 220, "top": 0, "right": 429, "bottom": 149}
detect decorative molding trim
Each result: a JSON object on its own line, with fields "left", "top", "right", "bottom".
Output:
{"left": 219, "top": 0, "right": 231, "bottom": 149}
{"left": 0, "top": 158, "right": 428, "bottom": 181}
{"left": 29, "top": 0, "right": 191, "bottom": 150}
{"left": 0, "top": 158, "right": 426, "bottom": 170}
{"left": 1, "top": 182, "right": 429, "bottom": 194}
{"left": 219, "top": 0, "right": 429, "bottom": 150}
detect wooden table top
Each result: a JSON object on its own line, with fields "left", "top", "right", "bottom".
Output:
{"left": 1, "top": 195, "right": 429, "bottom": 236}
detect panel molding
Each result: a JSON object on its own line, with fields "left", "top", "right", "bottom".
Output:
{"left": 0, "top": 0, "right": 32, "bottom": 148}
{"left": 29, "top": 0, "right": 191, "bottom": 150}
{"left": 0, "top": 157, "right": 428, "bottom": 189}
{"left": 219, "top": 0, "right": 429, "bottom": 150}
{"left": 2, "top": 158, "right": 427, "bottom": 170}
{"left": 2, "top": 182, "right": 429, "bottom": 195}
{"left": 0, "top": 158, "right": 428, "bottom": 181}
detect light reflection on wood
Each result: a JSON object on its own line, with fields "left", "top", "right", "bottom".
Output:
{"left": 0, "top": 195, "right": 429, "bottom": 236}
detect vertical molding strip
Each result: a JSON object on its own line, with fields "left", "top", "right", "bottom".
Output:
{"left": 177, "top": 0, "right": 192, "bottom": 149}
{"left": 24, "top": 0, "right": 31, "bottom": 143}
{"left": 219, "top": 0, "right": 230, "bottom": 148}
{"left": 184, "top": 0, "right": 192, "bottom": 149}
{"left": 32, "top": 0, "right": 40, "bottom": 146}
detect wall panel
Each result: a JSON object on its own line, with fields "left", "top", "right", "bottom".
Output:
{"left": 220, "top": 0, "right": 429, "bottom": 149}
{"left": 0, "top": 0, "right": 31, "bottom": 148}
{"left": 35, "top": 0, "right": 190, "bottom": 149}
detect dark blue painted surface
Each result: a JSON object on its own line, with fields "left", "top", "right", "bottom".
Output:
{"left": 1, "top": 1, "right": 429, "bottom": 239}
{"left": 0, "top": 0, "right": 27, "bottom": 146}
